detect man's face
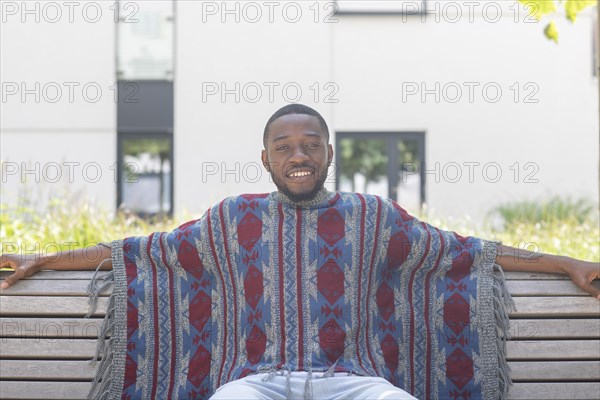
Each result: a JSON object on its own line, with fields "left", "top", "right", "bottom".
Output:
{"left": 262, "top": 113, "right": 333, "bottom": 202}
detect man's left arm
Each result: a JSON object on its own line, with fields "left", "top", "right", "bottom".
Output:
{"left": 496, "top": 244, "right": 600, "bottom": 299}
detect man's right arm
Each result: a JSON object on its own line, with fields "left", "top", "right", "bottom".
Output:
{"left": 0, "top": 243, "right": 113, "bottom": 289}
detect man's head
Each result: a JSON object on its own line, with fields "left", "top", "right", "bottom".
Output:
{"left": 261, "top": 104, "right": 333, "bottom": 203}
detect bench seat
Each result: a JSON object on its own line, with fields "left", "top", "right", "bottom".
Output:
{"left": 1, "top": 270, "right": 599, "bottom": 399}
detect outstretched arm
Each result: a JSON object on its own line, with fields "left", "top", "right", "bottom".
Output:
{"left": 496, "top": 244, "right": 600, "bottom": 299}
{"left": 0, "top": 243, "right": 113, "bottom": 289}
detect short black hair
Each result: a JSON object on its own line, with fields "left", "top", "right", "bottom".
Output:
{"left": 263, "top": 104, "right": 330, "bottom": 148}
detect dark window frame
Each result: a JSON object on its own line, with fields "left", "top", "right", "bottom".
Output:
{"left": 116, "top": 131, "right": 175, "bottom": 217}
{"left": 335, "top": 131, "right": 426, "bottom": 208}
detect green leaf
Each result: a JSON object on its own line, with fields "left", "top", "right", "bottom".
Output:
{"left": 565, "top": 0, "right": 596, "bottom": 22}
{"left": 544, "top": 20, "right": 559, "bottom": 43}
{"left": 519, "top": 0, "right": 558, "bottom": 20}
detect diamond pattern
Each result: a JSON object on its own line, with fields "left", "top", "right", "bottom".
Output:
{"left": 318, "top": 208, "right": 345, "bottom": 246}
{"left": 446, "top": 348, "right": 473, "bottom": 390}
{"left": 190, "top": 290, "right": 211, "bottom": 334}
{"left": 319, "top": 319, "right": 346, "bottom": 362}
{"left": 380, "top": 333, "right": 399, "bottom": 371}
{"left": 177, "top": 240, "right": 204, "bottom": 279}
{"left": 244, "top": 265, "right": 263, "bottom": 309}
{"left": 376, "top": 282, "right": 395, "bottom": 321}
{"left": 317, "top": 261, "right": 344, "bottom": 305}
{"left": 237, "top": 212, "right": 262, "bottom": 251}
{"left": 245, "top": 325, "right": 267, "bottom": 365}
{"left": 444, "top": 293, "right": 469, "bottom": 336}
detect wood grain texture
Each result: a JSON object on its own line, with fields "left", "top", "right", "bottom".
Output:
{"left": 0, "top": 279, "right": 112, "bottom": 296}
{"left": 507, "top": 340, "right": 600, "bottom": 360}
{"left": 0, "top": 297, "right": 107, "bottom": 317}
{"left": 0, "top": 318, "right": 103, "bottom": 338}
{"left": 0, "top": 381, "right": 91, "bottom": 400}
{"left": 0, "top": 270, "right": 109, "bottom": 280}
{"left": 0, "top": 360, "right": 97, "bottom": 379}
{"left": 0, "top": 338, "right": 97, "bottom": 359}
{"left": 506, "top": 280, "right": 592, "bottom": 296}
{"left": 508, "top": 361, "right": 600, "bottom": 380}
{"left": 508, "top": 382, "right": 600, "bottom": 400}
{"left": 504, "top": 272, "right": 569, "bottom": 281}
{"left": 508, "top": 319, "right": 600, "bottom": 339}
{"left": 510, "top": 297, "right": 600, "bottom": 317}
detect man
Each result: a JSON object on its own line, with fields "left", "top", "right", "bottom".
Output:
{"left": 1, "top": 104, "right": 599, "bottom": 400}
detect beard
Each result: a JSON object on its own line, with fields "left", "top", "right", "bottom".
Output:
{"left": 270, "top": 163, "right": 330, "bottom": 203}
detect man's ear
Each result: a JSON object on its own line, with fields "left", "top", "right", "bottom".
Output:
{"left": 261, "top": 149, "right": 271, "bottom": 172}
{"left": 327, "top": 144, "right": 334, "bottom": 167}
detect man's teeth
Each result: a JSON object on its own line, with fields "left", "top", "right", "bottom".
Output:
{"left": 289, "top": 171, "right": 313, "bottom": 177}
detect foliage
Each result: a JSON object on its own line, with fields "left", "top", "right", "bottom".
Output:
{"left": 489, "top": 196, "right": 595, "bottom": 225}
{"left": 339, "top": 139, "right": 388, "bottom": 192}
{"left": 0, "top": 198, "right": 181, "bottom": 255}
{"left": 419, "top": 196, "right": 600, "bottom": 262}
{"left": 519, "top": 0, "right": 596, "bottom": 43}
{"left": 2, "top": 194, "right": 597, "bottom": 263}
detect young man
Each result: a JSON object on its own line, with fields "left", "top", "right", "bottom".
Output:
{"left": 1, "top": 104, "right": 599, "bottom": 400}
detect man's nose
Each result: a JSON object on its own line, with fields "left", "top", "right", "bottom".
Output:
{"left": 289, "top": 146, "right": 310, "bottom": 162}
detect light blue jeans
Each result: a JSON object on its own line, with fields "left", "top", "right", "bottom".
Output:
{"left": 209, "top": 371, "right": 418, "bottom": 400}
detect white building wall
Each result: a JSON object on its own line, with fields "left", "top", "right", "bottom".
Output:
{"left": 1, "top": 1, "right": 597, "bottom": 222}
{"left": 333, "top": 1, "right": 599, "bottom": 218}
{"left": 175, "top": 1, "right": 334, "bottom": 214}
{"left": 0, "top": 1, "right": 116, "bottom": 211}
{"left": 176, "top": 1, "right": 599, "bottom": 220}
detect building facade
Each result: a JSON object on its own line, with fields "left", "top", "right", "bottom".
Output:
{"left": 1, "top": 0, "right": 598, "bottom": 221}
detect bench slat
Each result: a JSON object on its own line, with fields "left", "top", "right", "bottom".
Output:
{"left": 0, "top": 360, "right": 97, "bottom": 379}
{"left": 508, "top": 361, "right": 600, "bottom": 381}
{"left": 0, "top": 318, "right": 103, "bottom": 338}
{"left": 507, "top": 340, "right": 600, "bottom": 360}
{"left": 508, "top": 319, "right": 600, "bottom": 339}
{"left": 508, "top": 382, "right": 600, "bottom": 399}
{"left": 0, "top": 297, "right": 107, "bottom": 317}
{"left": 0, "top": 279, "right": 112, "bottom": 297}
{"left": 511, "top": 297, "right": 600, "bottom": 317}
{"left": 0, "top": 270, "right": 108, "bottom": 280}
{"left": 506, "top": 280, "right": 594, "bottom": 296}
{"left": 0, "top": 381, "right": 91, "bottom": 400}
{"left": 0, "top": 338, "right": 97, "bottom": 359}
{"left": 504, "top": 272, "right": 569, "bottom": 281}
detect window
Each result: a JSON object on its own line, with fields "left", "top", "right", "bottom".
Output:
{"left": 117, "top": 133, "right": 173, "bottom": 216}
{"left": 336, "top": 132, "right": 425, "bottom": 212}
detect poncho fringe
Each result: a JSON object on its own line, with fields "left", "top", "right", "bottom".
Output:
{"left": 87, "top": 240, "right": 127, "bottom": 400}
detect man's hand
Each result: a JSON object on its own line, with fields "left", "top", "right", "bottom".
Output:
{"left": 0, "top": 253, "right": 42, "bottom": 289}
{"left": 496, "top": 244, "right": 600, "bottom": 299}
{"left": 0, "top": 244, "right": 113, "bottom": 289}
{"left": 561, "top": 259, "right": 600, "bottom": 299}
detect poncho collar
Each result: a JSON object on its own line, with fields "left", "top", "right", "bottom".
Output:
{"left": 270, "top": 187, "right": 339, "bottom": 209}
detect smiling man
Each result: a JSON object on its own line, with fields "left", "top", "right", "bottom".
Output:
{"left": 261, "top": 107, "right": 333, "bottom": 203}
{"left": 1, "top": 104, "right": 599, "bottom": 400}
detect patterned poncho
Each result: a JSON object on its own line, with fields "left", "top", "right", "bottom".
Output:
{"left": 89, "top": 189, "right": 512, "bottom": 400}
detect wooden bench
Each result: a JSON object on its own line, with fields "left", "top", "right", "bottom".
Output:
{"left": 1, "top": 270, "right": 599, "bottom": 399}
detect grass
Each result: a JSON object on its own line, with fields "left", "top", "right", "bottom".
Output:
{"left": 419, "top": 197, "right": 599, "bottom": 262}
{"left": 0, "top": 199, "right": 181, "bottom": 255}
{"left": 1, "top": 195, "right": 598, "bottom": 262}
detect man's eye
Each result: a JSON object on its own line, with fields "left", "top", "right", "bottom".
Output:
{"left": 307, "top": 143, "right": 319, "bottom": 148}
{"left": 276, "top": 146, "right": 288, "bottom": 151}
